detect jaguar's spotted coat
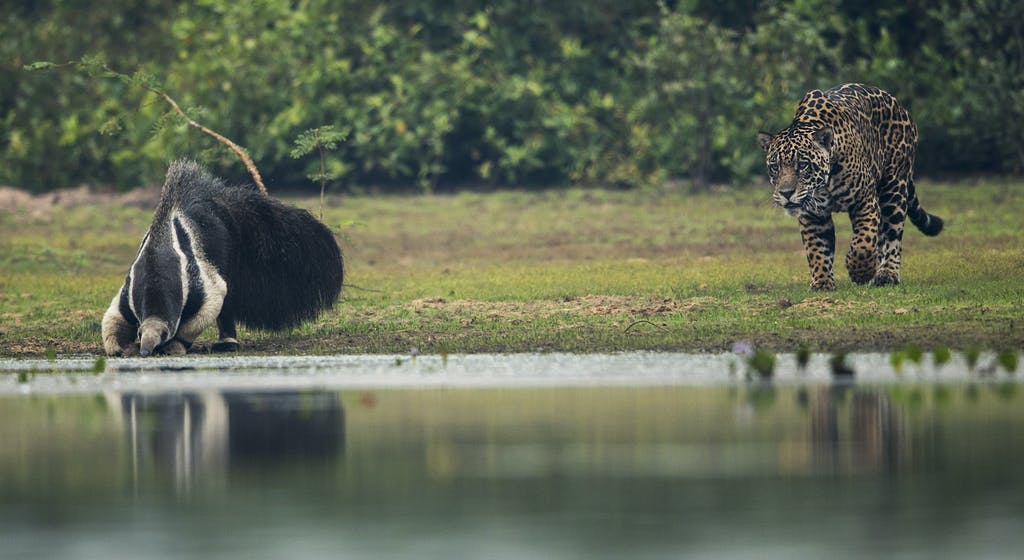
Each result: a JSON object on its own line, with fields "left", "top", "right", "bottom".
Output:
{"left": 757, "top": 83, "right": 944, "bottom": 290}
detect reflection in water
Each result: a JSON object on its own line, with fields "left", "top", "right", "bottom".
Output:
{"left": 105, "top": 391, "right": 344, "bottom": 495}
{"left": 2, "top": 382, "right": 1024, "bottom": 559}
{"left": 808, "top": 385, "right": 907, "bottom": 475}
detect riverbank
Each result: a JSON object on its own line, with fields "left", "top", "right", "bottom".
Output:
{"left": 1, "top": 180, "right": 1021, "bottom": 357}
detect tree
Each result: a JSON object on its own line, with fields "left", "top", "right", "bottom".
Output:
{"left": 27, "top": 57, "right": 266, "bottom": 193}
{"left": 933, "top": 0, "right": 1024, "bottom": 173}
{"left": 630, "top": 4, "right": 754, "bottom": 188}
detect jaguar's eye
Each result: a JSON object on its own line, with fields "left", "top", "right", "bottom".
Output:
{"left": 796, "top": 160, "right": 808, "bottom": 173}
{"left": 767, "top": 162, "right": 779, "bottom": 176}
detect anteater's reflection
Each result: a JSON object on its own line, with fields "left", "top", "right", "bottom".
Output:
{"left": 105, "top": 391, "right": 345, "bottom": 494}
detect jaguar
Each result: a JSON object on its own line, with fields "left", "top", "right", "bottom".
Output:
{"left": 757, "top": 83, "right": 943, "bottom": 290}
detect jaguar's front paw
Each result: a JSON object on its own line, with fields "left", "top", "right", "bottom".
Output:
{"left": 870, "top": 273, "right": 900, "bottom": 287}
{"left": 848, "top": 268, "right": 875, "bottom": 285}
{"left": 810, "top": 278, "right": 836, "bottom": 291}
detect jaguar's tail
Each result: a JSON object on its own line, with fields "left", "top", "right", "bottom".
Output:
{"left": 907, "top": 179, "right": 944, "bottom": 237}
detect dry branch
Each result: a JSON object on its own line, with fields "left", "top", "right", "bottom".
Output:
{"left": 31, "top": 60, "right": 269, "bottom": 195}
{"left": 152, "top": 88, "right": 267, "bottom": 194}
{"left": 624, "top": 319, "right": 671, "bottom": 334}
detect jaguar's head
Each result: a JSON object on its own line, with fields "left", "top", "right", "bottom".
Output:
{"left": 757, "top": 127, "right": 833, "bottom": 216}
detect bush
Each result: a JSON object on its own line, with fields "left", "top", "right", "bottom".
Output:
{"left": 1, "top": 0, "right": 1020, "bottom": 192}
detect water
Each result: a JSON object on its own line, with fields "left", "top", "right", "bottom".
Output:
{"left": 2, "top": 353, "right": 1023, "bottom": 559}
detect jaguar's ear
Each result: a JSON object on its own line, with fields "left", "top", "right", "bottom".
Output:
{"left": 757, "top": 131, "right": 773, "bottom": 152}
{"left": 812, "top": 127, "right": 834, "bottom": 151}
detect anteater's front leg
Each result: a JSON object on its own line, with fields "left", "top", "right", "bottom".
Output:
{"left": 101, "top": 291, "right": 139, "bottom": 356}
{"left": 799, "top": 212, "right": 837, "bottom": 291}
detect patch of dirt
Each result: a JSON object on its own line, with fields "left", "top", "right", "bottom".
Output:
{"left": 0, "top": 185, "right": 158, "bottom": 218}
{"left": 405, "top": 295, "right": 714, "bottom": 319}
{"left": 784, "top": 296, "right": 876, "bottom": 317}
{"left": 1, "top": 337, "right": 100, "bottom": 356}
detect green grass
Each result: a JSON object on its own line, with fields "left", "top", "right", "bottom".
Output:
{"left": 1, "top": 180, "right": 1022, "bottom": 357}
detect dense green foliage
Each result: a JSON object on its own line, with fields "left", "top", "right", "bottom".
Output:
{"left": 2, "top": 0, "right": 1022, "bottom": 192}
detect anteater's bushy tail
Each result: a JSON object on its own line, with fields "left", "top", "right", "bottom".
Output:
{"left": 220, "top": 188, "right": 343, "bottom": 331}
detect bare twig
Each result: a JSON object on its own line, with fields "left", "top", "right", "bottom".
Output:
{"left": 152, "top": 88, "right": 267, "bottom": 195}
{"left": 36, "top": 59, "right": 269, "bottom": 195}
{"left": 624, "top": 319, "right": 671, "bottom": 334}
{"left": 342, "top": 283, "right": 384, "bottom": 293}
{"left": 314, "top": 127, "right": 326, "bottom": 219}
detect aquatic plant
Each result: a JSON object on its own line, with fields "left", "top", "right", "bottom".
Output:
{"left": 933, "top": 346, "right": 952, "bottom": 369}
{"left": 747, "top": 349, "right": 776, "bottom": 380}
{"left": 796, "top": 343, "right": 810, "bottom": 372}
{"left": 964, "top": 346, "right": 981, "bottom": 372}
{"left": 904, "top": 344, "right": 924, "bottom": 366}
{"left": 890, "top": 351, "right": 906, "bottom": 374}
{"left": 998, "top": 351, "right": 1019, "bottom": 374}
{"left": 91, "top": 356, "right": 106, "bottom": 375}
{"left": 829, "top": 352, "right": 854, "bottom": 377}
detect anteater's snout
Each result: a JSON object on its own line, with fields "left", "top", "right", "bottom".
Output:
{"left": 138, "top": 318, "right": 170, "bottom": 357}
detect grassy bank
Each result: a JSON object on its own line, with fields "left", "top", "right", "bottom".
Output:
{"left": 1, "top": 180, "right": 1021, "bottom": 357}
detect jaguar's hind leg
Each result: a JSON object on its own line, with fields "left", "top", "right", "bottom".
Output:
{"left": 872, "top": 178, "right": 908, "bottom": 286}
{"left": 846, "top": 198, "right": 879, "bottom": 285}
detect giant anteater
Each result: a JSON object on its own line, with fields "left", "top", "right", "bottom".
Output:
{"left": 102, "top": 160, "right": 343, "bottom": 356}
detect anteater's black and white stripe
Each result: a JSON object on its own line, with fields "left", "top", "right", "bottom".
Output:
{"left": 102, "top": 160, "right": 344, "bottom": 356}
